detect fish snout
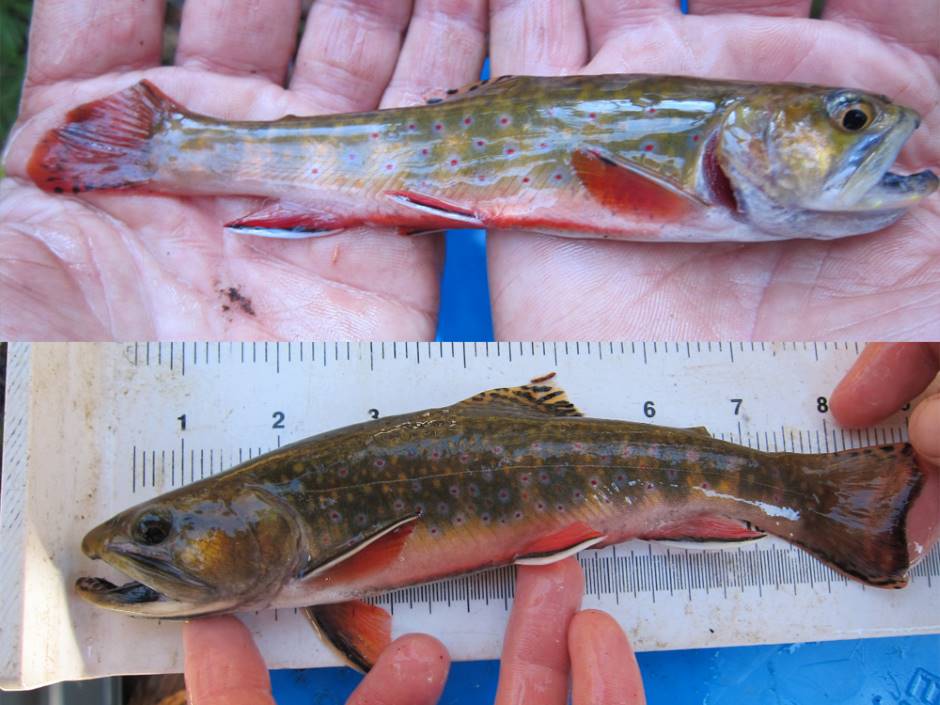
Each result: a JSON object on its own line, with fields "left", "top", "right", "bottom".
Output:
{"left": 81, "top": 524, "right": 110, "bottom": 560}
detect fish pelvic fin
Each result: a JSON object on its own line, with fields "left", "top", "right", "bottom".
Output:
{"left": 773, "top": 442, "right": 923, "bottom": 588}
{"left": 28, "top": 80, "right": 174, "bottom": 194}
{"left": 457, "top": 372, "right": 584, "bottom": 418}
{"left": 225, "top": 200, "right": 350, "bottom": 239}
{"left": 305, "top": 600, "right": 391, "bottom": 672}
{"left": 571, "top": 148, "right": 704, "bottom": 220}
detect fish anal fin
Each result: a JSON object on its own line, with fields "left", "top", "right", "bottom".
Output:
{"left": 572, "top": 148, "right": 702, "bottom": 220}
{"left": 457, "top": 372, "right": 584, "bottom": 418}
{"left": 225, "top": 201, "right": 349, "bottom": 239}
{"left": 515, "top": 522, "right": 606, "bottom": 565}
{"left": 300, "top": 514, "right": 418, "bottom": 583}
{"left": 641, "top": 515, "right": 766, "bottom": 543}
{"left": 386, "top": 191, "right": 484, "bottom": 228}
{"left": 305, "top": 600, "right": 390, "bottom": 672}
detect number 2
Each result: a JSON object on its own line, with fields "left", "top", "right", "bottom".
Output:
{"left": 272, "top": 411, "right": 285, "bottom": 429}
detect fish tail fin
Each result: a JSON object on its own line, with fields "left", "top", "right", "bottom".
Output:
{"left": 28, "top": 80, "right": 175, "bottom": 194}
{"left": 784, "top": 442, "right": 923, "bottom": 587}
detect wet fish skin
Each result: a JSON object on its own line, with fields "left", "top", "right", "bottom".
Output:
{"left": 78, "top": 376, "right": 924, "bottom": 623}
{"left": 30, "top": 75, "right": 937, "bottom": 242}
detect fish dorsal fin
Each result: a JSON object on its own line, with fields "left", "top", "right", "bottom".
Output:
{"left": 456, "top": 373, "right": 584, "bottom": 418}
{"left": 423, "top": 74, "right": 520, "bottom": 104}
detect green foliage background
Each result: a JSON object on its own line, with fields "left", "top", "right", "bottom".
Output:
{"left": 0, "top": 0, "right": 32, "bottom": 148}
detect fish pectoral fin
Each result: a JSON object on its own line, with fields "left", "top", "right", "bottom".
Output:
{"left": 515, "top": 522, "right": 606, "bottom": 565}
{"left": 299, "top": 514, "right": 419, "bottom": 582}
{"left": 640, "top": 515, "right": 766, "bottom": 543}
{"left": 225, "top": 200, "right": 349, "bottom": 239}
{"left": 571, "top": 148, "right": 704, "bottom": 219}
{"left": 305, "top": 600, "right": 391, "bottom": 672}
{"left": 457, "top": 372, "right": 584, "bottom": 418}
{"left": 385, "top": 191, "right": 485, "bottom": 228}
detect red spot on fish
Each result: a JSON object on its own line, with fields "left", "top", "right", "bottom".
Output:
{"left": 476, "top": 139, "right": 485, "bottom": 147}
{"left": 498, "top": 489, "right": 510, "bottom": 501}
{"left": 421, "top": 148, "right": 429, "bottom": 155}
{"left": 702, "top": 482, "right": 710, "bottom": 490}
{"left": 536, "top": 502, "right": 545, "bottom": 511}
{"left": 531, "top": 442, "right": 541, "bottom": 450}
{"left": 573, "top": 442, "right": 583, "bottom": 450}
{"left": 556, "top": 504, "right": 565, "bottom": 512}
{"left": 522, "top": 177, "right": 530, "bottom": 184}
{"left": 431, "top": 450, "right": 441, "bottom": 460}
{"left": 414, "top": 503, "right": 425, "bottom": 513}
{"left": 499, "top": 117, "right": 509, "bottom": 125}
{"left": 348, "top": 153, "right": 356, "bottom": 160}
{"left": 493, "top": 445, "right": 503, "bottom": 455}
{"left": 330, "top": 510, "right": 341, "bottom": 522}
{"left": 449, "top": 485, "right": 459, "bottom": 497}
{"left": 649, "top": 108, "right": 656, "bottom": 113}
{"left": 505, "top": 148, "right": 515, "bottom": 155}
{"left": 574, "top": 490, "right": 583, "bottom": 499}
{"left": 437, "top": 502, "right": 449, "bottom": 514}
{"left": 554, "top": 174, "right": 562, "bottom": 180}
{"left": 450, "top": 158, "right": 458, "bottom": 166}
{"left": 514, "top": 511, "right": 523, "bottom": 520}
{"left": 311, "top": 168, "right": 319, "bottom": 175}
{"left": 356, "top": 513, "right": 367, "bottom": 525}
{"left": 539, "top": 142, "right": 548, "bottom": 148}
{"left": 589, "top": 112, "right": 596, "bottom": 120}
{"left": 338, "top": 467, "right": 348, "bottom": 477}
{"left": 646, "top": 482, "right": 655, "bottom": 490}
{"left": 371, "top": 132, "right": 379, "bottom": 139}
{"left": 460, "top": 453, "right": 470, "bottom": 463}
{"left": 520, "top": 473, "right": 530, "bottom": 484}
{"left": 644, "top": 144, "right": 654, "bottom": 151}
{"left": 616, "top": 473, "right": 626, "bottom": 483}
{"left": 434, "top": 123, "right": 443, "bottom": 131}
{"left": 374, "top": 459, "right": 385, "bottom": 468}
{"left": 385, "top": 163, "right": 393, "bottom": 170}
{"left": 478, "top": 174, "right": 486, "bottom": 181}
{"left": 692, "top": 134, "right": 700, "bottom": 142}
{"left": 455, "top": 514, "right": 464, "bottom": 525}
{"left": 590, "top": 478, "right": 599, "bottom": 487}
{"left": 481, "top": 513, "right": 491, "bottom": 523}
{"left": 539, "top": 472, "right": 549, "bottom": 483}
{"left": 469, "top": 484, "right": 479, "bottom": 497}
{"left": 393, "top": 499, "right": 405, "bottom": 511}
{"left": 430, "top": 527, "right": 439, "bottom": 535}
{"left": 408, "top": 123, "right": 416, "bottom": 130}
{"left": 463, "top": 117, "right": 472, "bottom": 125}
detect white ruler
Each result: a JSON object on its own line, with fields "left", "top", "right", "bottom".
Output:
{"left": 2, "top": 342, "right": 938, "bottom": 690}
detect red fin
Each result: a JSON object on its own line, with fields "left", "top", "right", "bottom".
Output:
{"left": 642, "top": 515, "right": 766, "bottom": 542}
{"left": 225, "top": 201, "right": 348, "bottom": 238}
{"left": 305, "top": 600, "right": 390, "bottom": 672}
{"left": 28, "top": 80, "right": 176, "bottom": 194}
{"left": 571, "top": 148, "right": 700, "bottom": 219}
{"left": 317, "top": 522, "right": 416, "bottom": 584}
{"left": 386, "top": 191, "right": 484, "bottom": 227}
{"left": 516, "top": 522, "right": 605, "bottom": 565}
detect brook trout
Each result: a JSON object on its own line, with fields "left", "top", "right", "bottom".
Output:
{"left": 31, "top": 75, "right": 936, "bottom": 243}
{"left": 78, "top": 375, "right": 926, "bottom": 671}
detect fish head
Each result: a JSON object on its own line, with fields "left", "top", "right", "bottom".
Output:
{"left": 717, "top": 86, "right": 937, "bottom": 237}
{"left": 76, "top": 485, "right": 300, "bottom": 618}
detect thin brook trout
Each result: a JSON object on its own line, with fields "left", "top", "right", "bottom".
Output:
{"left": 78, "top": 375, "right": 929, "bottom": 671}
{"left": 31, "top": 75, "right": 937, "bottom": 243}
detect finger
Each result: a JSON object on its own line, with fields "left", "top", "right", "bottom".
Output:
{"left": 183, "top": 615, "right": 275, "bottom": 705}
{"left": 687, "top": 0, "right": 813, "bottom": 17}
{"left": 908, "top": 395, "right": 940, "bottom": 562}
{"left": 823, "top": 0, "right": 940, "bottom": 58}
{"left": 24, "top": 0, "right": 164, "bottom": 87}
{"left": 380, "top": 0, "right": 487, "bottom": 108}
{"left": 494, "top": 558, "right": 584, "bottom": 705}
{"left": 582, "top": 0, "right": 677, "bottom": 55}
{"left": 830, "top": 344, "right": 940, "bottom": 428}
{"left": 569, "top": 610, "right": 646, "bottom": 705}
{"left": 489, "top": 0, "right": 588, "bottom": 75}
{"left": 347, "top": 634, "right": 450, "bottom": 705}
{"left": 175, "top": 0, "right": 302, "bottom": 84}
{"left": 290, "top": 0, "right": 414, "bottom": 113}
{"left": 911, "top": 394, "right": 940, "bottom": 466}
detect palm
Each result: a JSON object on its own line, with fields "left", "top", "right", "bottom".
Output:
{"left": 487, "top": 1, "right": 940, "bottom": 338}
{"left": 1, "top": 1, "right": 487, "bottom": 339}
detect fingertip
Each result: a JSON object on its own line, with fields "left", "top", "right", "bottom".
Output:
{"left": 517, "top": 555, "right": 585, "bottom": 595}
{"left": 183, "top": 615, "right": 273, "bottom": 705}
{"left": 910, "top": 393, "right": 940, "bottom": 465}
{"left": 568, "top": 610, "right": 645, "bottom": 705}
{"left": 348, "top": 634, "right": 450, "bottom": 705}
{"left": 569, "top": 609, "right": 625, "bottom": 639}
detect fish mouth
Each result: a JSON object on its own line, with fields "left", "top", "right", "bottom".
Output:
{"left": 850, "top": 168, "right": 939, "bottom": 212}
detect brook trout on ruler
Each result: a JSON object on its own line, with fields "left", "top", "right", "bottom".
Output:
{"left": 30, "top": 75, "right": 937, "bottom": 242}
{"left": 78, "top": 375, "right": 929, "bottom": 671}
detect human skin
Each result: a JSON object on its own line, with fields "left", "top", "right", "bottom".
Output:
{"left": 2, "top": 1, "right": 938, "bottom": 339}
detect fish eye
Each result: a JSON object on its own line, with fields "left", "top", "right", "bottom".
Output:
{"left": 133, "top": 511, "right": 172, "bottom": 545}
{"left": 832, "top": 101, "right": 875, "bottom": 132}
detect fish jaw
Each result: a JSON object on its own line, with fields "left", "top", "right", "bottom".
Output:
{"left": 74, "top": 576, "right": 238, "bottom": 618}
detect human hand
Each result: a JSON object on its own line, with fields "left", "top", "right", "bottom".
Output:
{"left": 831, "top": 343, "right": 940, "bottom": 558}
{"left": 0, "top": 0, "right": 485, "bottom": 339}
{"left": 182, "top": 559, "right": 646, "bottom": 704}
{"left": 486, "top": 1, "right": 940, "bottom": 339}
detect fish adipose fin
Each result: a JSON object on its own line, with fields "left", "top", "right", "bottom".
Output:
{"left": 305, "top": 600, "right": 391, "bottom": 672}
{"left": 457, "top": 372, "right": 584, "bottom": 418}
{"left": 515, "top": 522, "right": 606, "bottom": 565}
{"left": 641, "top": 515, "right": 767, "bottom": 543}
{"left": 226, "top": 201, "right": 348, "bottom": 239}
{"left": 28, "top": 80, "right": 174, "bottom": 194}
{"left": 423, "top": 74, "right": 518, "bottom": 104}
{"left": 571, "top": 148, "right": 704, "bottom": 219}
{"left": 299, "top": 514, "right": 419, "bottom": 581}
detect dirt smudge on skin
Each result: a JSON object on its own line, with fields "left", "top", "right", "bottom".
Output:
{"left": 219, "top": 286, "right": 256, "bottom": 316}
